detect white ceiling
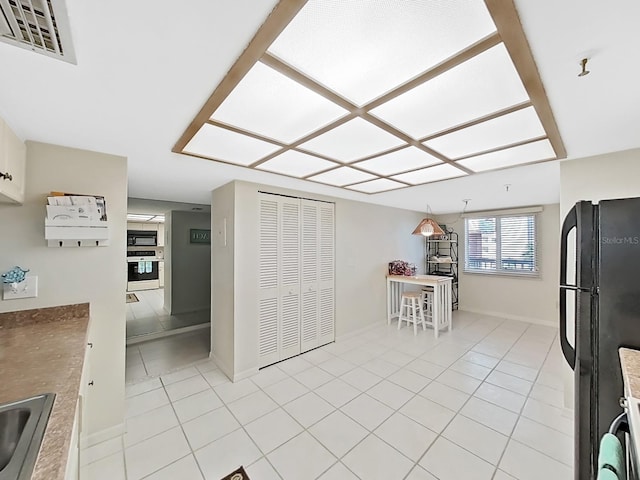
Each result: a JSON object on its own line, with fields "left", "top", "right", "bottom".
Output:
{"left": 0, "top": 0, "right": 638, "bottom": 214}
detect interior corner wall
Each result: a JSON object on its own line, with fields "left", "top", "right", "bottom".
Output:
{"left": 0, "top": 141, "right": 127, "bottom": 438}
{"left": 163, "top": 211, "right": 173, "bottom": 313}
{"left": 559, "top": 147, "right": 640, "bottom": 406}
{"left": 166, "top": 210, "right": 211, "bottom": 315}
{"left": 215, "top": 180, "right": 424, "bottom": 379}
{"left": 211, "top": 182, "right": 236, "bottom": 378}
{"left": 436, "top": 203, "right": 560, "bottom": 326}
{"left": 559, "top": 147, "right": 640, "bottom": 217}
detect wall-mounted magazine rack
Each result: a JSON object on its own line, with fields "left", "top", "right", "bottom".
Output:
{"left": 44, "top": 192, "right": 110, "bottom": 247}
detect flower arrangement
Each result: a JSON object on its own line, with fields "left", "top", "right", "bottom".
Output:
{"left": 388, "top": 260, "right": 416, "bottom": 276}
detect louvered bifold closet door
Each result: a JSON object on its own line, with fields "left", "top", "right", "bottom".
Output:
{"left": 279, "top": 199, "right": 301, "bottom": 360}
{"left": 300, "top": 200, "right": 320, "bottom": 352}
{"left": 318, "top": 202, "right": 335, "bottom": 346}
{"left": 258, "top": 195, "right": 280, "bottom": 367}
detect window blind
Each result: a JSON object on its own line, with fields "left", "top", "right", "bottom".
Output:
{"left": 465, "top": 214, "right": 538, "bottom": 275}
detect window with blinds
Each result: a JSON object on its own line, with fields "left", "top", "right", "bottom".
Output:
{"left": 465, "top": 213, "right": 538, "bottom": 275}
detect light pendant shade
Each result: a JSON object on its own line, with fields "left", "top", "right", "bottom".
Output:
{"left": 412, "top": 218, "right": 445, "bottom": 237}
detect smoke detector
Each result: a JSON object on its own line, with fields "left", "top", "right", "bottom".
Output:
{"left": 0, "top": 0, "right": 76, "bottom": 63}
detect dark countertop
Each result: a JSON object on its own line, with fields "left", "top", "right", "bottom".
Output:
{"left": 0, "top": 303, "right": 90, "bottom": 480}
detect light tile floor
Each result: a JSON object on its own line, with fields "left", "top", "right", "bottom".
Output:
{"left": 126, "top": 288, "right": 210, "bottom": 340}
{"left": 84, "top": 311, "right": 574, "bottom": 480}
{"left": 126, "top": 328, "right": 211, "bottom": 382}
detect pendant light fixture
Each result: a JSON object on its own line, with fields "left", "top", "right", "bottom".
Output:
{"left": 412, "top": 205, "right": 445, "bottom": 237}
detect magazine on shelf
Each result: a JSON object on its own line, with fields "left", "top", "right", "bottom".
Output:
{"left": 46, "top": 191, "right": 107, "bottom": 222}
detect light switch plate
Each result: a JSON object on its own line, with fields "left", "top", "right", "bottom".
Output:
{"left": 3, "top": 276, "right": 38, "bottom": 300}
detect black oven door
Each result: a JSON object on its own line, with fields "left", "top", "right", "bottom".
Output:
{"left": 128, "top": 261, "right": 159, "bottom": 281}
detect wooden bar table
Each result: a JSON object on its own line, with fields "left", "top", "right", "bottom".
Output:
{"left": 386, "top": 274, "right": 453, "bottom": 338}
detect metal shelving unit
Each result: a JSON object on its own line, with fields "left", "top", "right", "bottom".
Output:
{"left": 425, "top": 231, "right": 458, "bottom": 310}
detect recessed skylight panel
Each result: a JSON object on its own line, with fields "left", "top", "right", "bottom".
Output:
{"left": 268, "top": 0, "right": 497, "bottom": 106}
{"left": 457, "top": 140, "right": 556, "bottom": 172}
{"left": 183, "top": 124, "right": 280, "bottom": 166}
{"left": 424, "top": 106, "right": 546, "bottom": 159}
{"left": 346, "top": 178, "right": 406, "bottom": 193}
{"left": 297, "top": 117, "right": 403, "bottom": 162}
{"left": 355, "top": 147, "right": 442, "bottom": 175}
{"left": 211, "top": 62, "right": 348, "bottom": 143}
{"left": 256, "top": 150, "right": 338, "bottom": 177}
{"left": 391, "top": 163, "right": 467, "bottom": 185}
{"left": 370, "top": 44, "right": 530, "bottom": 138}
{"left": 176, "top": 0, "right": 564, "bottom": 194}
{"left": 308, "top": 166, "right": 377, "bottom": 186}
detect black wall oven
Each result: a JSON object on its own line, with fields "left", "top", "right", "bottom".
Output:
{"left": 127, "top": 259, "right": 159, "bottom": 282}
{"left": 127, "top": 230, "right": 157, "bottom": 247}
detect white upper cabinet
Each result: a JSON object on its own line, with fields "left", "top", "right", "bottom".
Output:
{"left": 157, "top": 223, "right": 165, "bottom": 246}
{"left": 0, "top": 116, "right": 27, "bottom": 204}
{"left": 127, "top": 222, "right": 143, "bottom": 231}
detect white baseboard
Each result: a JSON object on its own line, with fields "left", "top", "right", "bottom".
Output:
{"left": 209, "top": 351, "right": 232, "bottom": 380}
{"left": 80, "top": 422, "right": 125, "bottom": 449}
{"left": 233, "top": 367, "right": 259, "bottom": 382}
{"left": 458, "top": 308, "right": 557, "bottom": 328}
{"left": 209, "top": 350, "right": 258, "bottom": 382}
{"left": 335, "top": 321, "right": 384, "bottom": 342}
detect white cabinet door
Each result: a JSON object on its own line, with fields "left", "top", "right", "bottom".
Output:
{"left": 0, "top": 117, "right": 26, "bottom": 204}
{"left": 258, "top": 194, "right": 302, "bottom": 366}
{"left": 318, "top": 202, "right": 335, "bottom": 346}
{"left": 127, "top": 222, "right": 144, "bottom": 231}
{"left": 159, "top": 261, "right": 165, "bottom": 288}
{"left": 300, "top": 200, "right": 319, "bottom": 352}
{"left": 258, "top": 193, "right": 334, "bottom": 367}
{"left": 300, "top": 200, "right": 335, "bottom": 352}
{"left": 279, "top": 199, "right": 301, "bottom": 359}
{"left": 157, "top": 223, "right": 165, "bottom": 247}
{"left": 258, "top": 195, "right": 280, "bottom": 367}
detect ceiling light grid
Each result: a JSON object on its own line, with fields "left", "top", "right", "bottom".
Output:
{"left": 174, "top": 0, "right": 566, "bottom": 194}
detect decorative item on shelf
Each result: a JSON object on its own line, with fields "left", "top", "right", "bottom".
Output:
{"left": 388, "top": 260, "right": 416, "bottom": 276}
{"left": 430, "top": 255, "right": 453, "bottom": 263}
{"left": 412, "top": 205, "right": 445, "bottom": 238}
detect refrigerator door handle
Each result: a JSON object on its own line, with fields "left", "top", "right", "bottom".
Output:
{"left": 559, "top": 286, "right": 576, "bottom": 369}
{"left": 559, "top": 205, "right": 577, "bottom": 370}
{"left": 560, "top": 205, "right": 577, "bottom": 287}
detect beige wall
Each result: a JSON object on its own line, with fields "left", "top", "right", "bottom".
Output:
{"left": 437, "top": 204, "right": 560, "bottom": 326}
{"left": 211, "top": 180, "right": 424, "bottom": 379}
{"left": 559, "top": 147, "right": 640, "bottom": 405}
{"left": 211, "top": 182, "right": 236, "bottom": 377}
{"left": 0, "top": 142, "right": 127, "bottom": 439}
{"left": 165, "top": 211, "right": 211, "bottom": 314}
{"left": 560, "top": 148, "right": 640, "bottom": 216}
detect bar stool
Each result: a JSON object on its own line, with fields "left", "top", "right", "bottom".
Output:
{"left": 421, "top": 287, "right": 434, "bottom": 321}
{"left": 422, "top": 284, "right": 451, "bottom": 338}
{"left": 398, "top": 291, "right": 426, "bottom": 335}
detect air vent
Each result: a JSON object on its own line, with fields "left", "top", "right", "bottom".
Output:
{"left": 0, "top": 0, "right": 75, "bottom": 63}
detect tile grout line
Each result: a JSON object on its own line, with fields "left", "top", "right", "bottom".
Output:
{"left": 488, "top": 329, "right": 566, "bottom": 479}
{"left": 122, "top": 320, "right": 493, "bottom": 476}
{"left": 117, "top": 316, "right": 567, "bottom": 480}
{"left": 405, "top": 317, "right": 535, "bottom": 479}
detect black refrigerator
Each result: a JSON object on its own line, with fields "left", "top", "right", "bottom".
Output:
{"left": 560, "top": 197, "right": 640, "bottom": 480}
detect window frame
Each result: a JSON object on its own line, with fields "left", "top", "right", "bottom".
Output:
{"left": 463, "top": 212, "right": 539, "bottom": 277}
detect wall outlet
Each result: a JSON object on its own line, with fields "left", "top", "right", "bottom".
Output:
{"left": 3, "top": 276, "right": 38, "bottom": 300}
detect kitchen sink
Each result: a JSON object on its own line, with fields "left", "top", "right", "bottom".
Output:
{"left": 0, "top": 394, "right": 55, "bottom": 480}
